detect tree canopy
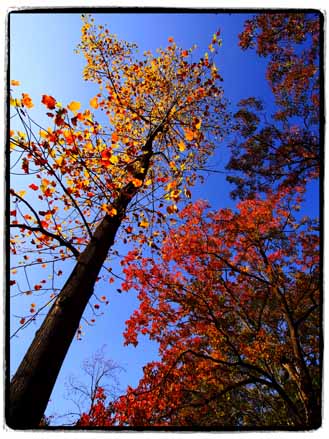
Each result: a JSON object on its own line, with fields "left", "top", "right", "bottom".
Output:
{"left": 8, "top": 11, "right": 321, "bottom": 430}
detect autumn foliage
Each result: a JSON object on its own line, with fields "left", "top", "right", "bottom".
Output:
{"left": 10, "top": 15, "right": 225, "bottom": 304}
{"left": 9, "top": 13, "right": 227, "bottom": 428}
{"left": 227, "top": 13, "right": 320, "bottom": 198}
{"left": 112, "top": 191, "right": 320, "bottom": 427}
{"left": 9, "top": 11, "right": 321, "bottom": 429}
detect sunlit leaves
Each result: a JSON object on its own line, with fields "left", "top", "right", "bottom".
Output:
{"left": 17, "top": 190, "right": 27, "bottom": 198}
{"left": 178, "top": 140, "right": 186, "bottom": 152}
{"left": 21, "top": 93, "right": 34, "bottom": 109}
{"left": 42, "top": 95, "right": 57, "bottom": 110}
{"left": 101, "top": 204, "right": 117, "bottom": 217}
{"left": 29, "top": 183, "right": 39, "bottom": 191}
{"left": 67, "top": 101, "right": 81, "bottom": 112}
{"left": 9, "top": 13, "right": 228, "bottom": 341}
{"left": 115, "top": 192, "right": 320, "bottom": 427}
{"left": 90, "top": 96, "right": 99, "bottom": 109}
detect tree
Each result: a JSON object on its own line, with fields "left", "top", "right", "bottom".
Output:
{"left": 112, "top": 191, "right": 320, "bottom": 428}
{"left": 226, "top": 12, "right": 320, "bottom": 199}
{"left": 8, "top": 15, "right": 226, "bottom": 428}
{"left": 56, "top": 346, "right": 123, "bottom": 426}
{"left": 89, "top": 12, "right": 320, "bottom": 429}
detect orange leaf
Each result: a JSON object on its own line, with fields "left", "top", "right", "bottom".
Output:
{"left": 184, "top": 128, "right": 195, "bottom": 141}
{"left": 22, "top": 93, "right": 34, "bottom": 109}
{"left": 90, "top": 96, "right": 99, "bottom": 109}
{"left": 112, "top": 132, "right": 119, "bottom": 142}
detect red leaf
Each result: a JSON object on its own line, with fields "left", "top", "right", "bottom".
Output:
{"left": 42, "top": 95, "right": 56, "bottom": 110}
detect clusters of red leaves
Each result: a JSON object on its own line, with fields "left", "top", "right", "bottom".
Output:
{"left": 72, "top": 13, "right": 321, "bottom": 429}
{"left": 76, "top": 387, "right": 115, "bottom": 427}
{"left": 110, "top": 190, "right": 320, "bottom": 427}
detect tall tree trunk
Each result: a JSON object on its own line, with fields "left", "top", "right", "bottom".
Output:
{"left": 8, "top": 134, "right": 156, "bottom": 428}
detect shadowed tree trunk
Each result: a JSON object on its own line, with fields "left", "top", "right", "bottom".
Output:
{"left": 8, "top": 131, "right": 157, "bottom": 429}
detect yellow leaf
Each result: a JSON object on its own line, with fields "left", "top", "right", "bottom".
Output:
{"left": 140, "top": 219, "right": 149, "bottom": 228}
{"left": 178, "top": 140, "right": 186, "bottom": 152}
{"left": 68, "top": 101, "right": 81, "bottom": 112}
{"left": 85, "top": 141, "right": 93, "bottom": 151}
{"left": 110, "top": 155, "right": 119, "bottom": 165}
{"left": 101, "top": 204, "right": 117, "bottom": 216}
{"left": 11, "top": 97, "right": 22, "bottom": 107}
{"left": 132, "top": 178, "right": 143, "bottom": 187}
{"left": 144, "top": 179, "right": 152, "bottom": 186}
{"left": 90, "top": 96, "right": 99, "bottom": 109}
{"left": 55, "top": 156, "right": 65, "bottom": 167}
{"left": 17, "top": 190, "right": 26, "bottom": 198}
{"left": 195, "top": 120, "right": 202, "bottom": 130}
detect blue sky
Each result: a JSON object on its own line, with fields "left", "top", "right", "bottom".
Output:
{"left": 9, "top": 10, "right": 319, "bottom": 424}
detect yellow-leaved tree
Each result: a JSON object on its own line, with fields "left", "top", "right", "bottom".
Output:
{"left": 9, "top": 15, "right": 226, "bottom": 428}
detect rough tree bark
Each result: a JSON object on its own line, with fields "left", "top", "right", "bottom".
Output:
{"left": 8, "top": 127, "right": 158, "bottom": 428}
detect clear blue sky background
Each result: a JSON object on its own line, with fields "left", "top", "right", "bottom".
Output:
{"left": 9, "top": 11, "right": 319, "bottom": 424}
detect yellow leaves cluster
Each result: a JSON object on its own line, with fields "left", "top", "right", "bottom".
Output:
{"left": 101, "top": 204, "right": 117, "bottom": 217}
{"left": 67, "top": 101, "right": 81, "bottom": 112}
{"left": 10, "top": 92, "right": 33, "bottom": 108}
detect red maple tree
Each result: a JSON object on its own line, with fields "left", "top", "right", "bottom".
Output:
{"left": 112, "top": 190, "right": 320, "bottom": 428}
